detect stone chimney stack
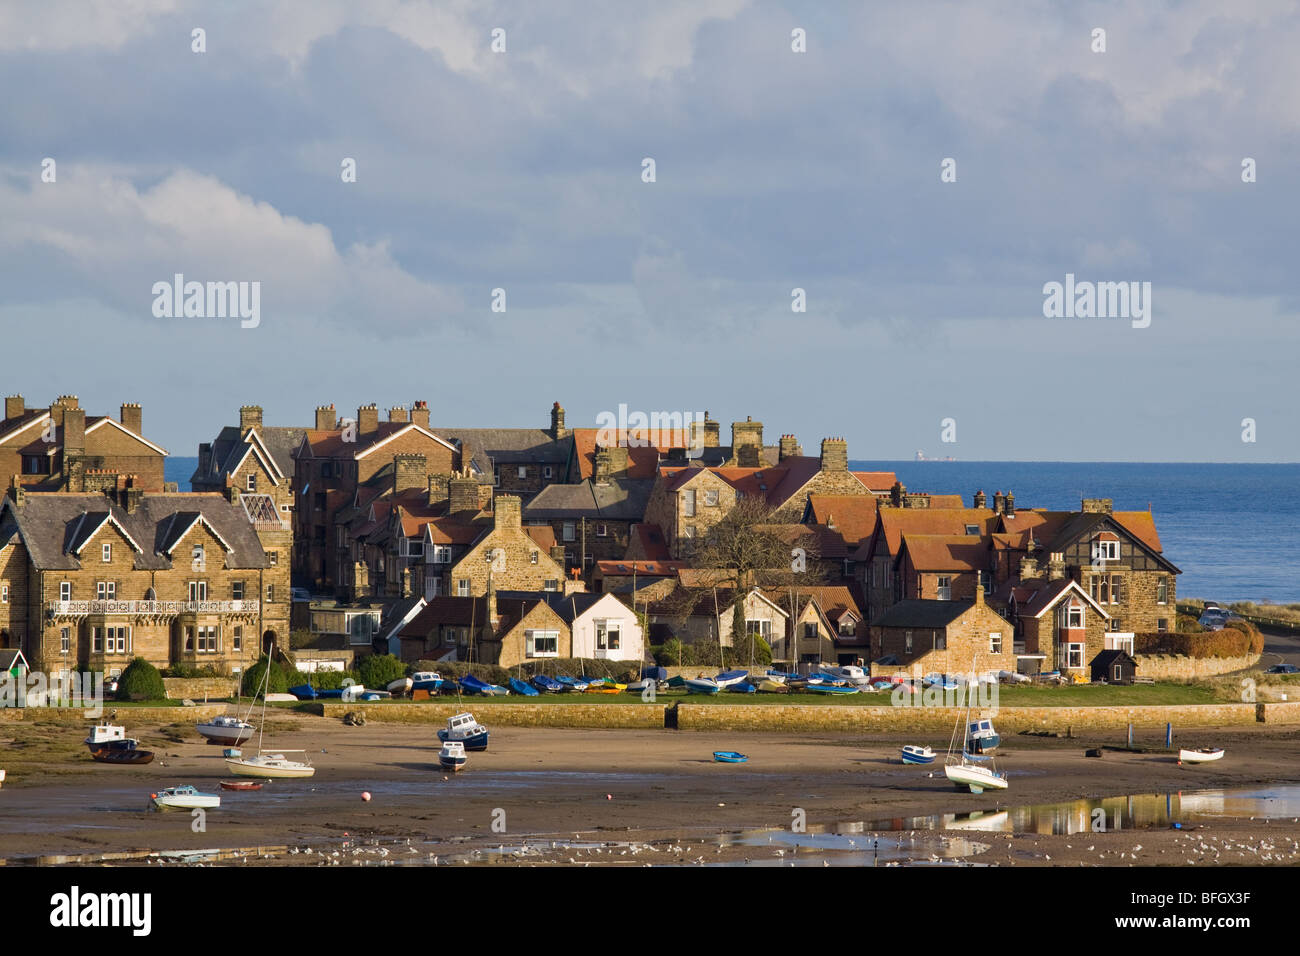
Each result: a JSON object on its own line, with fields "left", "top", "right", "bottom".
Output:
{"left": 239, "top": 405, "right": 262, "bottom": 432}
{"left": 974, "top": 572, "right": 985, "bottom": 605}
{"left": 549, "top": 545, "right": 567, "bottom": 566}
{"left": 123, "top": 476, "right": 143, "bottom": 514}
{"left": 119, "top": 403, "right": 142, "bottom": 435}
{"left": 357, "top": 404, "right": 379, "bottom": 437}
{"left": 427, "top": 473, "right": 450, "bottom": 506}
{"left": 993, "top": 491, "right": 1005, "bottom": 515}
{"left": 703, "top": 413, "right": 720, "bottom": 448}
{"left": 8, "top": 475, "right": 25, "bottom": 506}
{"left": 388, "top": 405, "right": 409, "bottom": 423}
{"left": 594, "top": 445, "right": 629, "bottom": 483}
{"left": 1004, "top": 492, "right": 1015, "bottom": 517}
{"left": 890, "top": 481, "right": 905, "bottom": 508}
{"left": 550, "top": 401, "right": 567, "bottom": 440}
{"left": 393, "top": 453, "right": 427, "bottom": 494}
{"left": 315, "top": 404, "right": 336, "bottom": 430}
{"left": 973, "top": 489, "right": 986, "bottom": 509}
{"left": 1019, "top": 555, "right": 1040, "bottom": 580}
{"left": 819, "top": 437, "right": 848, "bottom": 472}
{"left": 1081, "top": 498, "right": 1113, "bottom": 514}
{"left": 731, "top": 417, "right": 764, "bottom": 466}
{"left": 63, "top": 406, "right": 85, "bottom": 455}
{"left": 1048, "top": 552, "right": 1066, "bottom": 581}
{"left": 779, "top": 434, "right": 801, "bottom": 461}
{"left": 410, "top": 400, "right": 430, "bottom": 428}
{"left": 4, "top": 395, "right": 23, "bottom": 420}
{"left": 449, "top": 473, "right": 479, "bottom": 515}
{"left": 493, "top": 495, "right": 522, "bottom": 529}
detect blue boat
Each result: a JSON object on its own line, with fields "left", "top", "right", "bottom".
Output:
{"left": 900, "top": 745, "right": 936, "bottom": 764}
{"left": 288, "top": 684, "right": 318, "bottom": 700}
{"left": 727, "top": 681, "right": 757, "bottom": 694}
{"left": 713, "top": 751, "right": 748, "bottom": 763}
{"left": 315, "top": 689, "right": 344, "bottom": 699}
{"left": 436, "top": 713, "right": 489, "bottom": 752}
{"left": 508, "top": 677, "right": 540, "bottom": 696}
{"left": 530, "top": 675, "right": 564, "bottom": 693}
{"left": 641, "top": 666, "right": 668, "bottom": 682}
{"left": 966, "top": 719, "right": 1000, "bottom": 753}
{"left": 411, "top": 671, "right": 445, "bottom": 694}
{"left": 805, "top": 683, "right": 859, "bottom": 695}
{"left": 686, "top": 678, "right": 721, "bottom": 695}
{"left": 714, "top": 670, "right": 749, "bottom": 687}
{"left": 555, "top": 675, "right": 590, "bottom": 692}
{"left": 458, "top": 675, "right": 510, "bottom": 696}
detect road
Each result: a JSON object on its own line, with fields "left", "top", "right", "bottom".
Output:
{"left": 1257, "top": 623, "right": 1300, "bottom": 670}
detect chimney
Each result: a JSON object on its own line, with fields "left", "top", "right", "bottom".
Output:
{"left": 703, "top": 413, "right": 720, "bottom": 448}
{"left": 197, "top": 443, "right": 211, "bottom": 480}
{"left": 393, "top": 453, "right": 427, "bottom": 494}
{"left": 779, "top": 434, "right": 801, "bottom": 461}
{"left": 736, "top": 445, "right": 760, "bottom": 468}
{"left": 449, "top": 473, "right": 479, "bottom": 514}
{"left": 427, "top": 473, "right": 450, "bottom": 506}
{"left": 239, "top": 405, "right": 262, "bottom": 432}
{"left": 1019, "top": 556, "right": 1040, "bottom": 580}
{"left": 993, "top": 491, "right": 1005, "bottom": 515}
{"left": 1004, "top": 492, "right": 1015, "bottom": 517}
{"left": 410, "top": 400, "right": 430, "bottom": 428}
{"left": 550, "top": 401, "right": 567, "bottom": 440}
{"left": 549, "top": 545, "right": 566, "bottom": 565}
{"left": 8, "top": 475, "right": 24, "bottom": 506}
{"left": 4, "top": 395, "right": 22, "bottom": 420}
{"left": 388, "top": 406, "right": 409, "bottom": 424}
{"left": 1048, "top": 552, "right": 1066, "bottom": 581}
{"left": 113, "top": 402, "right": 140, "bottom": 436}
{"left": 493, "top": 495, "right": 522, "bottom": 529}
{"left": 731, "top": 417, "right": 764, "bottom": 464}
{"left": 1081, "top": 498, "right": 1112, "bottom": 514}
{"left": 594, "top": 445, "right": 628, "bottom": 483}
{"left": 63, "top": 406, "right": 85, "bottom": 455}
{"left": 315, "top": 404, "right": 336, "bottom": 430}
{"left": 973, "top": 489, "right": 986, "bottom": 509}
{"left": 890, "top": 481, "right": 905, "bottom": 508}
{"left": 974, "top": 571, "right": 985, "bottom": 605}
{"left": 123, "top": 477, "right": 142, "bottom": 514}
{"left": 357, "top": 404, "right": 379, "bottom": 437}
{"left": 819, "top": 437, "right": 848, "bottom": 472}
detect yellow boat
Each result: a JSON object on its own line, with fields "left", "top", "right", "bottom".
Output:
{"left": 584, "top": 681, "right": 626, "bottom": 694}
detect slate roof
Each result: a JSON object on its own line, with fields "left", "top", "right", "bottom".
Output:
{"left": 433, "top": 428, "right": 572, "bottom": 478}
{"left": 870, "top": 599, "right": 992, "bottom": 629}
{"left": 190, "top": 424, "right": 307, "bottom": 488}
{"left": 496, "top": 590, "right": 631, "bottom": 624}
{"left": 2, "top": 493, "right": 270, "bottom": 571}
{"left": 568, "top": 427, "right": 772, "bottom": 480}
{"left": 524, "top": 478, "right": 654, "bottom": 521}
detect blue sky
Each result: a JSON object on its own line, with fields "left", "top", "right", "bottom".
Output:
{"left": 1, "top": 1, "right": 1297, "bottom": 461}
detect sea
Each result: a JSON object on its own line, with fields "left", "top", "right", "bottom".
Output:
{"left": 163, "top": 457, "right": 1300, "bottom": 605}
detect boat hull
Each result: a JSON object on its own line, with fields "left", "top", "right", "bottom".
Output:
{"left": 508, "top": 678, "right": 540, "bottom": 696}
{"left": 686, "top": 679, "right": 721, "bottom": 695}
{"left": 151, "top": 789, "right": 220, "bottom": 811}
{"left": 944, "top": 763, "right": 1008, "bottom": 793}
{"left": 196, "top": 721, "right": 256, "bottom": 745}
{"left": 224, "top": 756, "right": 315, "bottom": 779}
{"left": 437, "top": 729, "right": 489, "bottom": 752}
{"left": 900, "top": 746, "right": 936, "bottom": 765}
{"left": 219, "top": 780, "right": 263, "bottom": 791}
{"left": 713, "top": 751, "right": 748, "bottom": 763}
{"left": 1179, "top": 748, "right": 1225, "bottom": 764}
{"left": 90, "top": 747, "right": 154, "bottom": 765}
{"left": 439, "top": 756, "right": 468, "bottom": 771}
{"left": 966, "top": 735, "right": 1000, "bottom": 753}
{"left": 805, "top": 684, "right": 859, "bottom": 695}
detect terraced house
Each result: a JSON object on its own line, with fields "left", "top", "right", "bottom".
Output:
{"left": 1, "top": 394, "right": 167, "bottom": 492}
{"left": 0, "top": 482, "right": 279, "bottom": 676}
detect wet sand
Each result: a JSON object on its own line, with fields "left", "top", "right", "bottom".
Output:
{"left": 2, "top": 713, "right": 1299, "bottom": 866}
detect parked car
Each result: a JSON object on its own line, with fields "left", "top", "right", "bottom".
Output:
{"left": 1265, "top": 664, "right": 1300, "bottom": 674}
{"left": 1199, "top": 608, "right": 1230, "bottom": 631}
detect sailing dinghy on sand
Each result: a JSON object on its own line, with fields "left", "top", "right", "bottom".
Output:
{"left": 224, "top": 648, "right": 316, "bottom": 779}
{"left": 943, "top": 657, "right": 1008, "bottom": 794}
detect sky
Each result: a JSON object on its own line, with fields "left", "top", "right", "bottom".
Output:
{"left": 1, "top": 0, "right": 1298, "bottom": 461}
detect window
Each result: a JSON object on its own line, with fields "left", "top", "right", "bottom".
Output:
{"left": 60, "top": 581, "right": 71, "bottom": 602}
{"left": 247, "top": 474, "right": 256, "bottom": 491}
{"left": 595, "top": 620, "right": 621, "bottom": 651}
{"left": 96, "top": 625, "right": 129, "bottom": 654}
{"left": 544, "top": 466, "right": 553, "bottom": 479}
{"left": 405, "top": 539, "right": 424, "bottom": 558}
{"left": 526, "top": 629, "right": 560, "bottom": 657}
{"left": 22, "top": 454, "right": 51, "bottom": 474}
{"left": 933, "top": 632, "right": 947, "bottom": 651}
{"left": 842, "top": 559, "right": 853, "bottom": 578}
{"left": 682, "top": 490, "right": 696, "bottom": 516}
{"left": 493, "top": 466, "right": 500, "bottom": 487}
{"left": 746, "top": 620, "right": 773, "bottom": 640}
{"left": 1112, "top": 664, "right": 1123, "bottom": 682}
{"left": 704, "top": 490, "right": 719, "bottom": 507}
{"left": 1067, "top": 643, "right": 1084, "bottom": 668}
{"left": 232, "top": 625, "right": 243, "bottom": 652}
{"left": 232, "top": 581, "right": 245, "bottom": 601}
{"left": 517, "top": 466, "right": 527, "bottom": 479}
{"left": 530, "top": 551, "right": 539, "bottom": 565}
{"left": 268, "top": 551, "right": 278, "bottom": 566}
{"left": 189, "top": 581, "right": 207, "bottom": 601}
{"left": 93, "top": 627, "right": 104, "bottom": 653}
{"left": 456, "top": 579, "right": 470, "bottom": 596}
{"left": 562, "top": 522, "right": 576, "bottom": 542}
{"left": 433, "top": 545, "right": 452, "bottom": 564}
{"left": 1066, "top": 603, "right": 1083, "bottom": 629}
{"left": 936, "top": 576, "right": 952, "bottom": 600}
{"left": 102, "top": 542, "right": 112, "bottom": 563}
{"left": 1091, "top": 576, "right": 1109, "bottom": 605}
{"left": 96, "top": 581, "right": 116, "bottom": 600}
{"left": 266, "top": 584, "right": 274, "bottom": 603}
{"left": 0, "top": 582, "right": 6, "bottom": 604}
{"left": 596, "top": 524, "right": 608, "bottom": 538}
{"left": 803, "top": 622, "right": 817, "bottom": 639}
{"left": 1110, "top": 574, "right": 1122, "bottom": 605}
{"left": 1108, "top": 617, "right": 1123, "bottom": 632}
{"left": 197, "top": 625, "right": 219, "bottom": 652}
{"left": 1157, "top": 618, "right": 1169, "bottom": 632}
{"left": 1157, "top": 577, "right": 1169, "bottom": 604}
{"left": 544, "top": 579, "right": 559, "bottom": 592}
{"left": 904, "top": 630, "right": 913, "bottom": 653}
{"left": 60, "top": 627, "right": 70, "bottom": 654}
{"left": 965, "top": 524, "right": 978, "bottom": 535}
{"left": 989, "top": 632, "right": 1002, "bottom": 654}
{"left": 1093, "top": 538, "right": 1119, "bottom": 562}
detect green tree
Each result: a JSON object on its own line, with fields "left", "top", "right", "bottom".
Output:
{"left": 241, "top": 654, "right": 289, "bottom": 697}
{"left": 358, "top": 653, "right": 407, "bottom": 689}
{"left": 117, "top": 657, "right": 166, "bottom": 701}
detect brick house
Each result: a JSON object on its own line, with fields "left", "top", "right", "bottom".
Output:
{"left": 0, "top": 483, "right": 280, "bottom": 676}
{"left": 761, "top": 585, "right": 864, "bottom": 666}
{"left": 869, "top": 590, "right": 1016, "bottom": 676}
{"left": 892, "top": 534, "right": 988, "bottom": 603}
{"left": 2, "top": 395, "right": 167, "bottom": 492}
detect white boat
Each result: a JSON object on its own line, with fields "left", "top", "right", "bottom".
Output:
{"left": 387, "top": 677, "right": 414, "bottom": 696}
{"left": 438, "top": 741, "right": 467, "bottom": 772}
{"left": 1179, "top": 748, "right": 1225, "bottom": 764}
{"left": 224, "top": 642, "right": 317, "bottom": 779}
{"left": 900, "top": 745, "right": 936, "bottom": 765}
{"left": 195, "top": 715, "right": 256, "bottom": 744}
{"left": 150, "top": 785, "right": 221, "bottom": 811}
{"left": 823, "top": 665, "right": 873, "bottom": 688}
{"left": 224, "top": 751, "right": 316, "bottom": 779}
{"left": 436, "top": 713, "right": 489, "bottom": 751}
{"left": 943, "top": 655, "right": 1009, "bottom": 794}
{"left": 264, "top": 693, "right": 299, "bottom": 703}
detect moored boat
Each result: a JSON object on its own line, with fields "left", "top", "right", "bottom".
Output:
{"left": 438, "top": 741, "right": 468, "bottom": 772}
{"left": 150, "top": 785, "right": 220, "bottom": 811}
{"left": 90, "top": 744, "right": 154, "bottom": 765}
{"left": 805, "top": 682, "right": 859, "bottom": 695}
{"left": 900, "top": 745, "right": 936, "bottom": 765}
{"left": 686, "top": 678, "right": 721, "bottom": 695}
{"left": 727, "top": 681, "right": 757, "bottom": 693}
{"left": 713, "top": 670, "right": 749, "bottom": 688}
{"left": 436, "top": 712, "right": 489, "bottom": 751}
{"left": 84, "top": 724, "right": 138, "bottom": 752}
{"left": 966, "top": 718, "right": 1000, "bottom": 754}
{"left": 943, "top": 655, "right": 1008, "bottom": 794}
{"left": 459, "top": 675, "right": 510, "bottom": 696}
{"left": 387, "top": 677, "right": 414, "bottom": 697}
{"left": 508, "top": 677, "right": 540, "bottom": 696}
{"left": 219, "top": 779, "right": 263, "bottom": 791}
{"left": 530, "top": 674, "right": 564, "bottom": 693}
{"left": 756, "top": 678, "right": 789, "bottom": 693}
{"left": 196, "top": 715, "right": 256, "bottom": 745}
{"left": 554, "top": 675, "right": 590, "bottom": 692}
{"left": 411, "top": 671, "right": 445, "bottom": 694}
{"left": 713, "top": 751, "right": 748, "bottom": 763}
{"left": 1179, "top": 747, "right": 1225, "bottom": 764}
{"left": 225, "top": 751, "right": 316, "bottom": 779}
{"left": 288, "top": 684, "right": 318, "bottom": 700}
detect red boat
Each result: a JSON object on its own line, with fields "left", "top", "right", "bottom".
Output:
{"left": 89, "top": 746, "right": 154, "bottom": 765}
{"left": 219, "top": 779, "right": 263, "bottom": 791}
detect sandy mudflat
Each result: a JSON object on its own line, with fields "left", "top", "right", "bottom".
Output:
{"left": 2, "top": 712, "right": 1299, "bottom": 866}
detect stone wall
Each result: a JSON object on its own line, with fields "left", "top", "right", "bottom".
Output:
{"left": 161, "top": 677, "right": 241, "bottom": 700}
{"left": 1132, "top": 652, "right": 1259, "bottom": 680}
{"left": 0, "top": 703, "right": 232, "bottom": 724}
{"left": 313, "top": 701, "right": 665, "bottom": 728}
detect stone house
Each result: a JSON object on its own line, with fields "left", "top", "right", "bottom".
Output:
{"left": 892, "top": 534, "right": 988, "bottom": 603}
{"left": 0, "top": 483, "right": 280, "bottom": 676}
{"left": 523, "top": 476, "right": 654, "bottom": 571}
{"left": 444, "top": 496, "right": 569, "bottom": 598}
{"left": 647, "top": 585, "right": 790, "bottom": 651}
{"left": 396, "top": 592, "right": 571, "bottom": 667}
{"left": 869, "top": 590, "right": 1016, "bottom": 676}
{"left": 998, "top": 577, "right": 1113, "bottom": 677}
{"left": 2, "top": 395, "right": 167, "bottom": 492}
{"left": 433, "top": 402, "right": 573, "bottom": 502}
{"left": 498, "top": 590, "right": 644, "bottom": 663}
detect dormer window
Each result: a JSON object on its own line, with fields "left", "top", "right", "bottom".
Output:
{"left": 965, "top": 524, "right": 978, "bottom": 535}
{"left": 102, "top": 543, "right": 112, "bottom": 562}
{"left": 1092, "top": 535, "right": 1119, "bottom": 563}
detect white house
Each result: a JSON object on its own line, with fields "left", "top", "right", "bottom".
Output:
{"left": 499, "top": 591, "right": 644, "bottom": 662}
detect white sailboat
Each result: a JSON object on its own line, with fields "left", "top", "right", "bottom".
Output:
{"left": 224, "top": 648, "right": 316, "bottom": 780}
{"left": 943, "top": 656, "right": 1008, "bottom": 795}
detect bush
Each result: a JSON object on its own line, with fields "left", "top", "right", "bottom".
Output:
{"left": 1135, "top": 620, "right": 1263, "bottom": 659}
{"left": 161, "top": 663, "right": 220, "bottom": 679}
{"left": 1175, "top": 613, "right": 1203, "bottom": 633}
{"left": 289, "top": 629, "right": 315, "bottom": 650}
{"left": 358, "top": 654, "right": 407, "bottom": 689}
{"left": 241, "top": 655, "right": 289, "bottom": 697}
{"left": 285, "top": 668, "right": 358, "bottom": 691}
{"left": 117, "top": 657, "right": 166, "bottom": 701}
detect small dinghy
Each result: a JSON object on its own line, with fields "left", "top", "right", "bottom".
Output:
{"left": 555, "top": 675, "right": 589, "bottom": 692}
{"left": 288, "top": 684, "right": 318, "bottom": 700}
{"left": 727, "top": 681, "right": 757, "bottom": 694}
{"left": 713, "top": 751, "right": 748, "bottom": 763}
{"left": 686, "top": 678, "right": 721, "bottom": 695}
{"left": 1179, "top": 748, "right": 1225, "bottom": 764}
{"left": 713, "top": 670, "right": 749, "bottom": 688}
{"left": 900, "top": 745, "right": 936, "bottom": 765}
{"left": 90, "top": 744, "right": 154, "bottom": 765}
{"left": 151, "top": 785, "right": 221, "bottom": 811}
{"left": 387, "top": 677, "right": 414, "bottom": 697}
{"left": 219, "top": 779, "right": 263, "bottom": 791}
{"left": 508, "top": 677, "right": 540, "bottom": 696}
{"left": 530, "top": 674, "right": 565, "bottom": 693}
{"left": 806, "top": 682, "right": 859, "bottom": 695}
{"left": 459, "top": 675, "right": 510, "bottom": 696}
{"left": 625, "top": 678, "right": 653, "bottom": 693}
{"left": 757, "top": 679, "right": 790, "bottom": 693}
{"left": 439, "top": 741, "right": 468, "bottom": 772}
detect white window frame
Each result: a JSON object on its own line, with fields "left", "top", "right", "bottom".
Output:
{"left": 189, "top": 580, "right": 207, "bottom": 602}
{"left": 1066, "top": 603, "right": 1083, "bottom": 629}
{"left": 59, "top": 626, "right": 70, "bottom": 654}
{"left": 1156, "top": 577, "right": 1168, "bottom": 605}
{"left": 1093, "top": 539, "right": 1119, "bottom": 562}
{"left": 530, "top": 551, "right": 539, "bottom": 565}
{"left": 704, "top": 490, "right": 719, "bottom": 507}
{"left": 266, "top": 584, "right": 274, "bottom": 603}
{"left": 595, "top": 619, "right": 621, "bottom": 651}
{"left": 989, "top": 632, "right": 1002, "bottom": 654}
{"left": 102, "top": 542, "right": 112, "bottom": 563}
{"left": 544, "top": 466, "right": 553, "bottom": 479}
{"left": 247, "top": 473, "right": 256, "bottom": 491}
{"left": 0, "top": 582, "right": 6, "bottom": 604}
{"left": 517, "top": 465, "right": 528, "bottom": 479}
{"left": 433, "top": 545, "right": 452, "bottom": 564}
{"left": 596, "top": 524, "right": 608, "bottom": 538}
{"left": 1067, "top": 642, "right": 1084, "bottom": 669}
{"left": 60, "top": 581, "right": 71, "bottom": 602}
{"left": 682, "top": 490, "right": 696, "bottom": 517}
{"left": 544, "top": 579, "right": 559, "bottom": 592}
{"left": 936, "top": 575, "right": 952, "bottom": 601}
{"left": 456, "top": 579, "right": 470, "bottom": 597}
{"left": 562, "top": 522, "right": 576, "bottom": 542}
{"left": 526, "top": 629, "right": 560, "bottom": 658}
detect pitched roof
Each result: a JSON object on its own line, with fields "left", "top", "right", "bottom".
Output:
{"left": 524, "top": 478, "right": 653, "bottom": 521}
{"left": 628, "top": 523, "right": 670, "bottom": 560}
{"left": 568, "top": 427, "right": 770, "bottom": 480}
{"left": 871, "top": 599, "right": 997, "bottom": 629}
{"left": 595, "top": 559, "right": 685, "bottom": 577}
{"left": 295, "top": 422, "right": 457, "bottom": 460}
{"left": 897, "top": 534, "right": 987, "bottom": 572}
{"left": 496, "top": 589, "right": 628, "bottom": 624}
{"left": 805, "top": 495, "right": 881, "bottom": 546}
{"left": 433, "top": 427, "right": 571, "bottom": 479}
{"left": 862, "top": 507, "right": 998, "bottom": 560}
{"left": 191, "top": 424, "right": 307, "bottom": 487}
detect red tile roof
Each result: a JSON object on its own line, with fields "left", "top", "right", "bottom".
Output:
{"left": 897, "top": 534, "right": 987, "bottom": 572}
{"left": 806, "top": 495, "right": 881, "bottom": 546}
